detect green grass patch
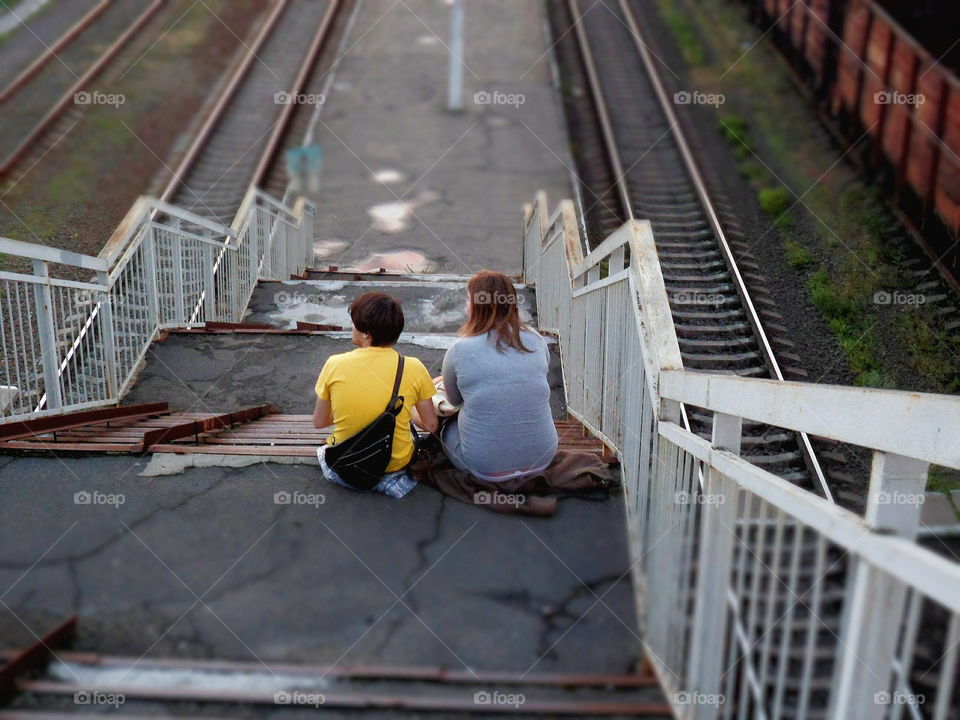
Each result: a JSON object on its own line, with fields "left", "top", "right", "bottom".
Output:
{"left": 758, "top": 187, "right": 793, "bottom": 228}
{"left": 718, "top": 114, "right": 748, "bottom": 144}
{"left": 784, "top": 239, "right": 814, "bottom": 269}
{"left": 928, "top": 466, "right": 960, "bottom": 505}
{"left": 758, "top": 187, "right": 789, "bottom": 215}
{"left": 807, "top": 269, "right": 894, "bottom": 387}
{"left": 657, "top": 0, "right": 706, "bottom": 65}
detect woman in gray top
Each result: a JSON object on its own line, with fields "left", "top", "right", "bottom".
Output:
{"left": 441, "top": 270, "right": 558, "bottom": 481}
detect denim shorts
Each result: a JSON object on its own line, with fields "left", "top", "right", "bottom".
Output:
{"left": 316, "top": 445, "right": 417, "bottom": 499}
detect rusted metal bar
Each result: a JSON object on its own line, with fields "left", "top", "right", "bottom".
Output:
{"left": 0, "top": 403, "right": 168, "bottom": 441}
{"left": 0, "top": 0, "right": 165, "bottom": 178}
{"left": 295, "top": 321, "right": 343, "bottom": 331}
{"left": 17, "top": 680, "right": 672, "bottom": 715}
{"left": 247, "top": 0, "right": 344, "bottom": 190}
{"left": 0, "top": 650, "right": 657, "bottom": 688}
{"left": 0, "top": 617, "right": 76, "bottom": 705}
{"left": 203, "top": 321, "right": 277, "bottom": 331}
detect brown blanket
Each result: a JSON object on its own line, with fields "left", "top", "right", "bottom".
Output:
{"left": 410, "top": 449, "right": 618, "bottom": 517}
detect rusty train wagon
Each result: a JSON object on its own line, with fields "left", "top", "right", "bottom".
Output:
{"left": 738, "top": 0, "right": 960, "bottom": 288}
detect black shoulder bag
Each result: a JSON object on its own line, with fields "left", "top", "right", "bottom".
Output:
{"left": 324, "top": 354, "right": 405, "bottom": 491}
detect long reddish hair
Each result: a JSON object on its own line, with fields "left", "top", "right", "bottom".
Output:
{"left": 459, "top": 270, "right": 532, "bottom": 353}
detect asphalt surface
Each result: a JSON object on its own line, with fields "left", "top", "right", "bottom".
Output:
{"left": 0, "top": 451, "right": 637, "bottom": 674}
{"left": 305, "top": 0, "right": 573, "bottom": 274}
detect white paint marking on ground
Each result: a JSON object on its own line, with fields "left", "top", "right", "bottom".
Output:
{"left": 49, "top": 661, "right": 329, "bottom": 693}
{"left": 372, "top": 168, "right": 406, "bottom": 184}
{"left": 139, "top": 454, "right": 311, "bottom": 477}
{"left": 277, "top": 279, "right": 473, "bottom": 290}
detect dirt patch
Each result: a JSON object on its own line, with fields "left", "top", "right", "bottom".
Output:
{"left": 0, "top": 0, "right": 268, "bottom": 276}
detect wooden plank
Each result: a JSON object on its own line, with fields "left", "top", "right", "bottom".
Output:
{"left": 140, "top": 405, "right": 277, "bottom": 450}
{"left": 211, "top": 434, "right": 328, "bottom": 441}
{"left": 0, "top": 442, "right": 140, "bottom": 452}
{"left": 149, "top": 445, "right": 318, "bottom": 456}
{"left": 0, "top": 404, "right": 168, "bottom": 442}
{"left": 197, "top": 437, "right": 326, "bottom": 446}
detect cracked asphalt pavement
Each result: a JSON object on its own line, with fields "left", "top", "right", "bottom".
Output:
{"left": 0, "top": 453, "right": 639, "bottom": 674}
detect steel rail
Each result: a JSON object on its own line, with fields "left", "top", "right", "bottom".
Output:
{"left": 0, "top": 0, "right": 164, "bottom": 179}
{"left": 160, "top": 0, "right": 346, "bottom": 227}
{"left": 157, "top": 0, "right": 292, "bottom": 204}
{"left": 567, "top": 0, "right": 831, "bottom": 501}
{"left": 0, "top": 0, "right": 114, "bottom": 104}
{"left": 248, "top": 0, "right": 344, "bottom": 190}
{"left": 566, "top": 1, "right": 632, "bottom": 220}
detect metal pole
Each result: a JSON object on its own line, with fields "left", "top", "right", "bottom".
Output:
{"left": 447, "top": 0, "right": 464, "bottom": 111}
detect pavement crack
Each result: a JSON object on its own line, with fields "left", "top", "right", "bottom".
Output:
{"left": 0, "top": 475, "right": 232, "bottom": 572}
{"left": 371, "top": 494, "right": 449, "bottom": 659}
{"left": 474, "top": 573, "right": 624, "bottom": 660}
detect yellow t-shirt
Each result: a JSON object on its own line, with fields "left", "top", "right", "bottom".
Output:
{"left": 315, "top": 347, "right": 435, "bottom": 472}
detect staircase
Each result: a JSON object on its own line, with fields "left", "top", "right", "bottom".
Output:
{"left": 0, "top": 266, "right": 674, "bottom": 718}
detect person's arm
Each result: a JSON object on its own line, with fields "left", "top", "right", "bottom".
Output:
{"left": 313, "top": 358, "right": 334, "bottom": 429}
{"left": 441, "top": 344, "right": 463, "bottom": 406}
{"left": 411, "top": 399, "right": 439, "bottom": 433}
{"left": 312, "top": 397, "right": 333, "bottom": 429}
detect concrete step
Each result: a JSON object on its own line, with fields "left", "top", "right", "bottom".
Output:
{"left": 245, "top": 273, "right": 538, "bottom": 334}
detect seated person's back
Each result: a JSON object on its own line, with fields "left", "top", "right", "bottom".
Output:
{"left": 441, "top": 270, "right": 558, "bottom": 480}
{"left": 443, "top": 327, "right": 557, "bottom": 478}
{"left": 318, "top": 345, "right": 434, "bottom": 472}
{"left": 313, "top": 292, "right": 438, "bottom": 496}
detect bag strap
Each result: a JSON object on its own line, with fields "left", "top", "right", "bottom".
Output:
{"left": 387, "top": 354, "right": 405, "bottom": 411}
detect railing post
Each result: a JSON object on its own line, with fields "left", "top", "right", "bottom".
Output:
{"left": 303, "top": 203, "right": 315, "bottom": 272}
{"left": 95, "top": 270, "right": 118, "bottom": 399}
{"left": 249, "top": 209, "right": 260, "bottom": 287}
{"left": 142, "top": 227, "right": 160, "bottom": 326}
{"left": 202, "top": 242, "right": 215, "bottom": 320}
{"left": 261, "top": 207, "right": 272, "bottom": 279}
{"left": 31, "top": 260, "right": 62, "bottom": 411}
{"left": 230, "top": 237, "right": 241, "bottom": 323}
{"left": 171, "top": 223, "right": 185, "bottom": 325}
{"left": 830, "top": 451, "right": 928, "bottom": 719}
{"left": 685, "top": 411, "right": 741, "bottom": 719}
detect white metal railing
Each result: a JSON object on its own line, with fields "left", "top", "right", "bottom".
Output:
{"left": 522, "top": 194, "right": 960, "bottom": 720}
{"left": 0, "top": 188, "right": 314, "bottom": 421}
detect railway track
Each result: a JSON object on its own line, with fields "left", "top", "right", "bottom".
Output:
{"left": 0, "top": 0, "right": 107, "bottom": 99}
{"left": 555, "top": 0, "right": 835, "bottom": 500}
{"left": 0, "top": 0, "right": 164, "bottom": 179}
{"left": 163, "top": 0, "right": 348, "bottom": 227}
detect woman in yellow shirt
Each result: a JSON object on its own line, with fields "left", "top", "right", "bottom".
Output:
{"left": 313, "top": 292, "right": 438, "bottom": 498}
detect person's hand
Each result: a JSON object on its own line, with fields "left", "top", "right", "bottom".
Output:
{"left": 432, "top": 375, "right": 442, "bottom": 386}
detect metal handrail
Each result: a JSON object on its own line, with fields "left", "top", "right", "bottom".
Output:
{"left": 523, "top": 191, "right": 960, "bottom": 720}
{"left": 0, "top": 187, "right": 314, "bottom": 422}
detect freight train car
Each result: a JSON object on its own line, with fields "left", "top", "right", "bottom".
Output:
{"left": 739, "top": 0, "right": 960, "bottom": 288}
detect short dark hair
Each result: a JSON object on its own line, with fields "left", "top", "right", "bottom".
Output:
{"left": 349, "top": 292, "right": 404, "bottom": 346}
